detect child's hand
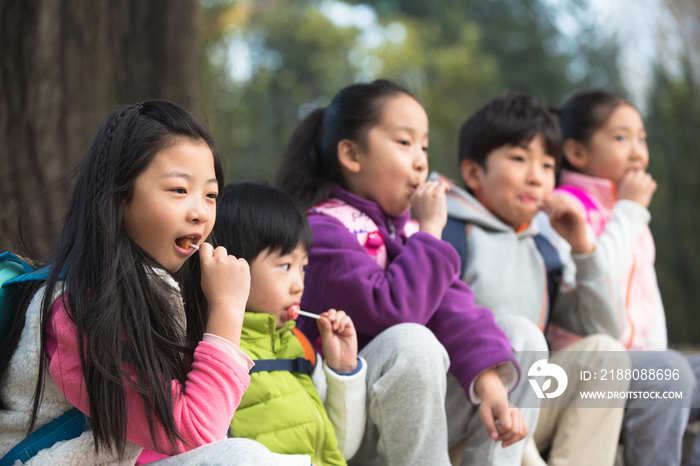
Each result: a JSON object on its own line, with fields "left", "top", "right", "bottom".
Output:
{"left": 541, "top": 193, "right": 594, "bottom": 255}
{"left": 475, "top": 368, "right": 528, "bottom": 448}
{"left": 617, "top": 170, "right": 657, "bottom": 209}
{"left": 199, "top": 242, "right": 250, "bottom": 344}
{"left": 318, "top": 309, "right": 358, "bottom": 373}
{"left": 411, "top": 180, "right": 450, "bottom": 240}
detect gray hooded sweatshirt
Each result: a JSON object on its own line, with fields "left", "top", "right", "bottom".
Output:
{"left": 432, "top": 172, "right": 626, "bottom": 344}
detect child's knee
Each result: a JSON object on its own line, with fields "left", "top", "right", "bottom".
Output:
{"left": 575, "top": 334, "right": 632, "bottom": 381}
{"left": 496, "top": 315, "right": 548, "bottom": 353}
{"left": 373, "top": 323, "right": 450, "bottom": 373}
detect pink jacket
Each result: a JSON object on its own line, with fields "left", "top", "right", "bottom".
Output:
{"left": 46, "top": 294, "right": 253, "bottom": 464}
{"left": 556, "top": 170, "right": 667, "bottom": 350}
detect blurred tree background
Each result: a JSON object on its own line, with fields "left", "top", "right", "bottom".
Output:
{"left": 1, "top": 0, "right": 698, "bottom": 344}
{"left": 200, "top": 0, "right": 626, "bottom": 183}
{"left": 1, "top": 0, "right": 201, "bottom": 255}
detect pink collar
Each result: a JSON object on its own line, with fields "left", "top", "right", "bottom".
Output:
{"left": 559, "top": 170, "right": 617, "bottom": 210}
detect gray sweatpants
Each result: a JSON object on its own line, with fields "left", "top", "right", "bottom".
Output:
{"left": 149, "top": 438, "right": 277, "bottom": 465}
{"left": 622, "top": 350, "right": 695, "bottom": 466}
{"left": 349, "top": 317, "right": 546, "bottom": 466}
{"left": 686, "top": 352, "right": 700, "bottom": 466}
{"left": 348, "top": 323, "right": 452, "bottom": 466}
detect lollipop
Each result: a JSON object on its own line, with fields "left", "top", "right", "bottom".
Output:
{"left": 286, "top": 304, "right": 320, "bottom": 320}
{"left": 176, "top": 236, "right": 199, "bottom": 250}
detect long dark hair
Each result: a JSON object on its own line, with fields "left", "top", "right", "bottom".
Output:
{"left": 558, "top": 90, "right": 632, "bottom": 171}
{"left": 0, "top": 100, "right": 223, "bottom": 456}
{"left": 276, "top": 79, "right": 413, "bottom": 209}
{"left": 212, "top": 182, "right": 312, "bottom": 264}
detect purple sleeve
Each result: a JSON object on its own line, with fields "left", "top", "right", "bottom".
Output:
{"left": 427, "top": 281, "right": 520, "bottom": 399}
{"left": 300, "top": 215, "right": 518, "bottom": 399}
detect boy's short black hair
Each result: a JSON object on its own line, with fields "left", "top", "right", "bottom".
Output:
{"left": 212, "top": 182, "right": 313, "bottom": 264}
{"left": 458, "top": 91, "right": 562, "bottom": 168}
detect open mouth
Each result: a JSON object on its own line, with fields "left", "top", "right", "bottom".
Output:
{"left": 519, "top": 194, "right": 543, "bottom": 207}
{"left": 176, "top": 236, "right": 198, "bottom": 250}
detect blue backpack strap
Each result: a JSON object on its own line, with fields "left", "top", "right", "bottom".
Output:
{"left": 442, "top": 217, "right": 468, "bottom": 278}
{"left": 532, "top": 234, "right": 563, "bottom": 312}
{"left": 440, "top": 222, "right": 563, "bottom": 312}
{"left": 0, "top": 252, "right": 35, "bottom": 276}
{"left": 250, "top": 358, "right": 315, "bottom": 377}
{"left": 3, "top": 266, "right": 52, "bottom": 287}
{"left": 0, "top": 408, "right": 91, "bottom": 466}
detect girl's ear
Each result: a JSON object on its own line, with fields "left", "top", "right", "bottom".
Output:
{"left": 460, "top": 159, "right": 483, "bottom": 192}
{"left": 562, "top": 139, "right": 589, "bottom": 170}
{"left": 337, "top": 139, "right": 362, "bottom": 174}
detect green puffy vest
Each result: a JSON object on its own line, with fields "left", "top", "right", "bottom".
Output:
{"left": 230, "top": 312, "right": 347, "bottom": 466}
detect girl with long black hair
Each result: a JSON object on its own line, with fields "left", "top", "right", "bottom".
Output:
{"left": 0, "top": 101, "right": 275, "bottom": 465}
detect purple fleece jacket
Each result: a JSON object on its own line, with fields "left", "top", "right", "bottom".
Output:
{"left": 299, "top": 186, "right": 519, "bottom": 402}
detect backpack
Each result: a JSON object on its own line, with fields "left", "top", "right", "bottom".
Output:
{"left": 0, "top": 252, "right": 90, "bottom": 466}
{"left": 308, "top": 199, "right": 419, "bottom": 270}
{"left": 0, "top": 252, "right": 45, "bottom": 344}
{"left": 441, "top": 217, "right": 563, "bottom": 314}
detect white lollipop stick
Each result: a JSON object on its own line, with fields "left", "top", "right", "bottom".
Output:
{"left": 297, "top": 309, "right": 321, "bottom": 320}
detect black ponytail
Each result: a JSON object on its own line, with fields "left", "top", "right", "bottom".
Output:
{"left": 276, "top": 108, "right": 333, "bottom": 210}
{"left": 277, "top": 79, "right": 413, "bottom": 209}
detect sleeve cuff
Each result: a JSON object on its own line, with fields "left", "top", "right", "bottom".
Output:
{"left": 202, "top": 333, "right": 254, "bottom": 372}
{"left": 324, "top": 356, "right": 368, "bottom": 388}
{"left": 328, "top": 357, "right": 363, "bottom": 376}
{"left": 572, "top": 246, "right": 606, "bottom": 280}
{"left": 615, "top": 199, "right": 651, "bottom": 224}
{"left": 468, "top": 362, "right": 517, "bottom": 404}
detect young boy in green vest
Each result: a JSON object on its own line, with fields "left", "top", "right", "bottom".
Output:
{"left": 212, "top": 182, "right": 366, "bottom": 466}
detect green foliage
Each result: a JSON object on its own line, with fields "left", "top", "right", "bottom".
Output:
{"left": 201, "top": 0, "right": 624, "bottom": 184}
{"left": 646, "top": 61, "right": 700, "bottom": 344}
{"left": 202, "top": 0, "right": 360, "bottom": 183}
{"left": 201, "top": 0, "right": 506, "bottom": 183}
{"left": 359, "top": 0, "right": 626, "bottom": 105}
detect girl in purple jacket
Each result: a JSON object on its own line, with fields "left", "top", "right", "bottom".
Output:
{"left": 277, "top": 80, "right": 547, "bottom": 466}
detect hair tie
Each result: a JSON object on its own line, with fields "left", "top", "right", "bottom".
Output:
{"left": 135, "top": 102, "right": 143, "bottom": 111}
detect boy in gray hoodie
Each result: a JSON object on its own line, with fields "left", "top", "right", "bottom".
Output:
{"left": 432, "top": 92, "right": 629, "bottom": 466}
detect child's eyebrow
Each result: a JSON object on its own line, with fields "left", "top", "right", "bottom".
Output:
{"left": 162, "top": 171, "right": 192, "bottom": 179}
{"left": 161, "top": 171, "right": 218, "bottom": 184}
{"left": 390, "top": 126, "right": 429, "bottom": 138}
{"left": 609, "top": 125, "right": 644, "bottom": 133}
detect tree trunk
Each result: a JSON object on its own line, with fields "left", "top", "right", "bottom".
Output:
{"left": 0, "top": 0, "right": 201, "bottom": 256}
